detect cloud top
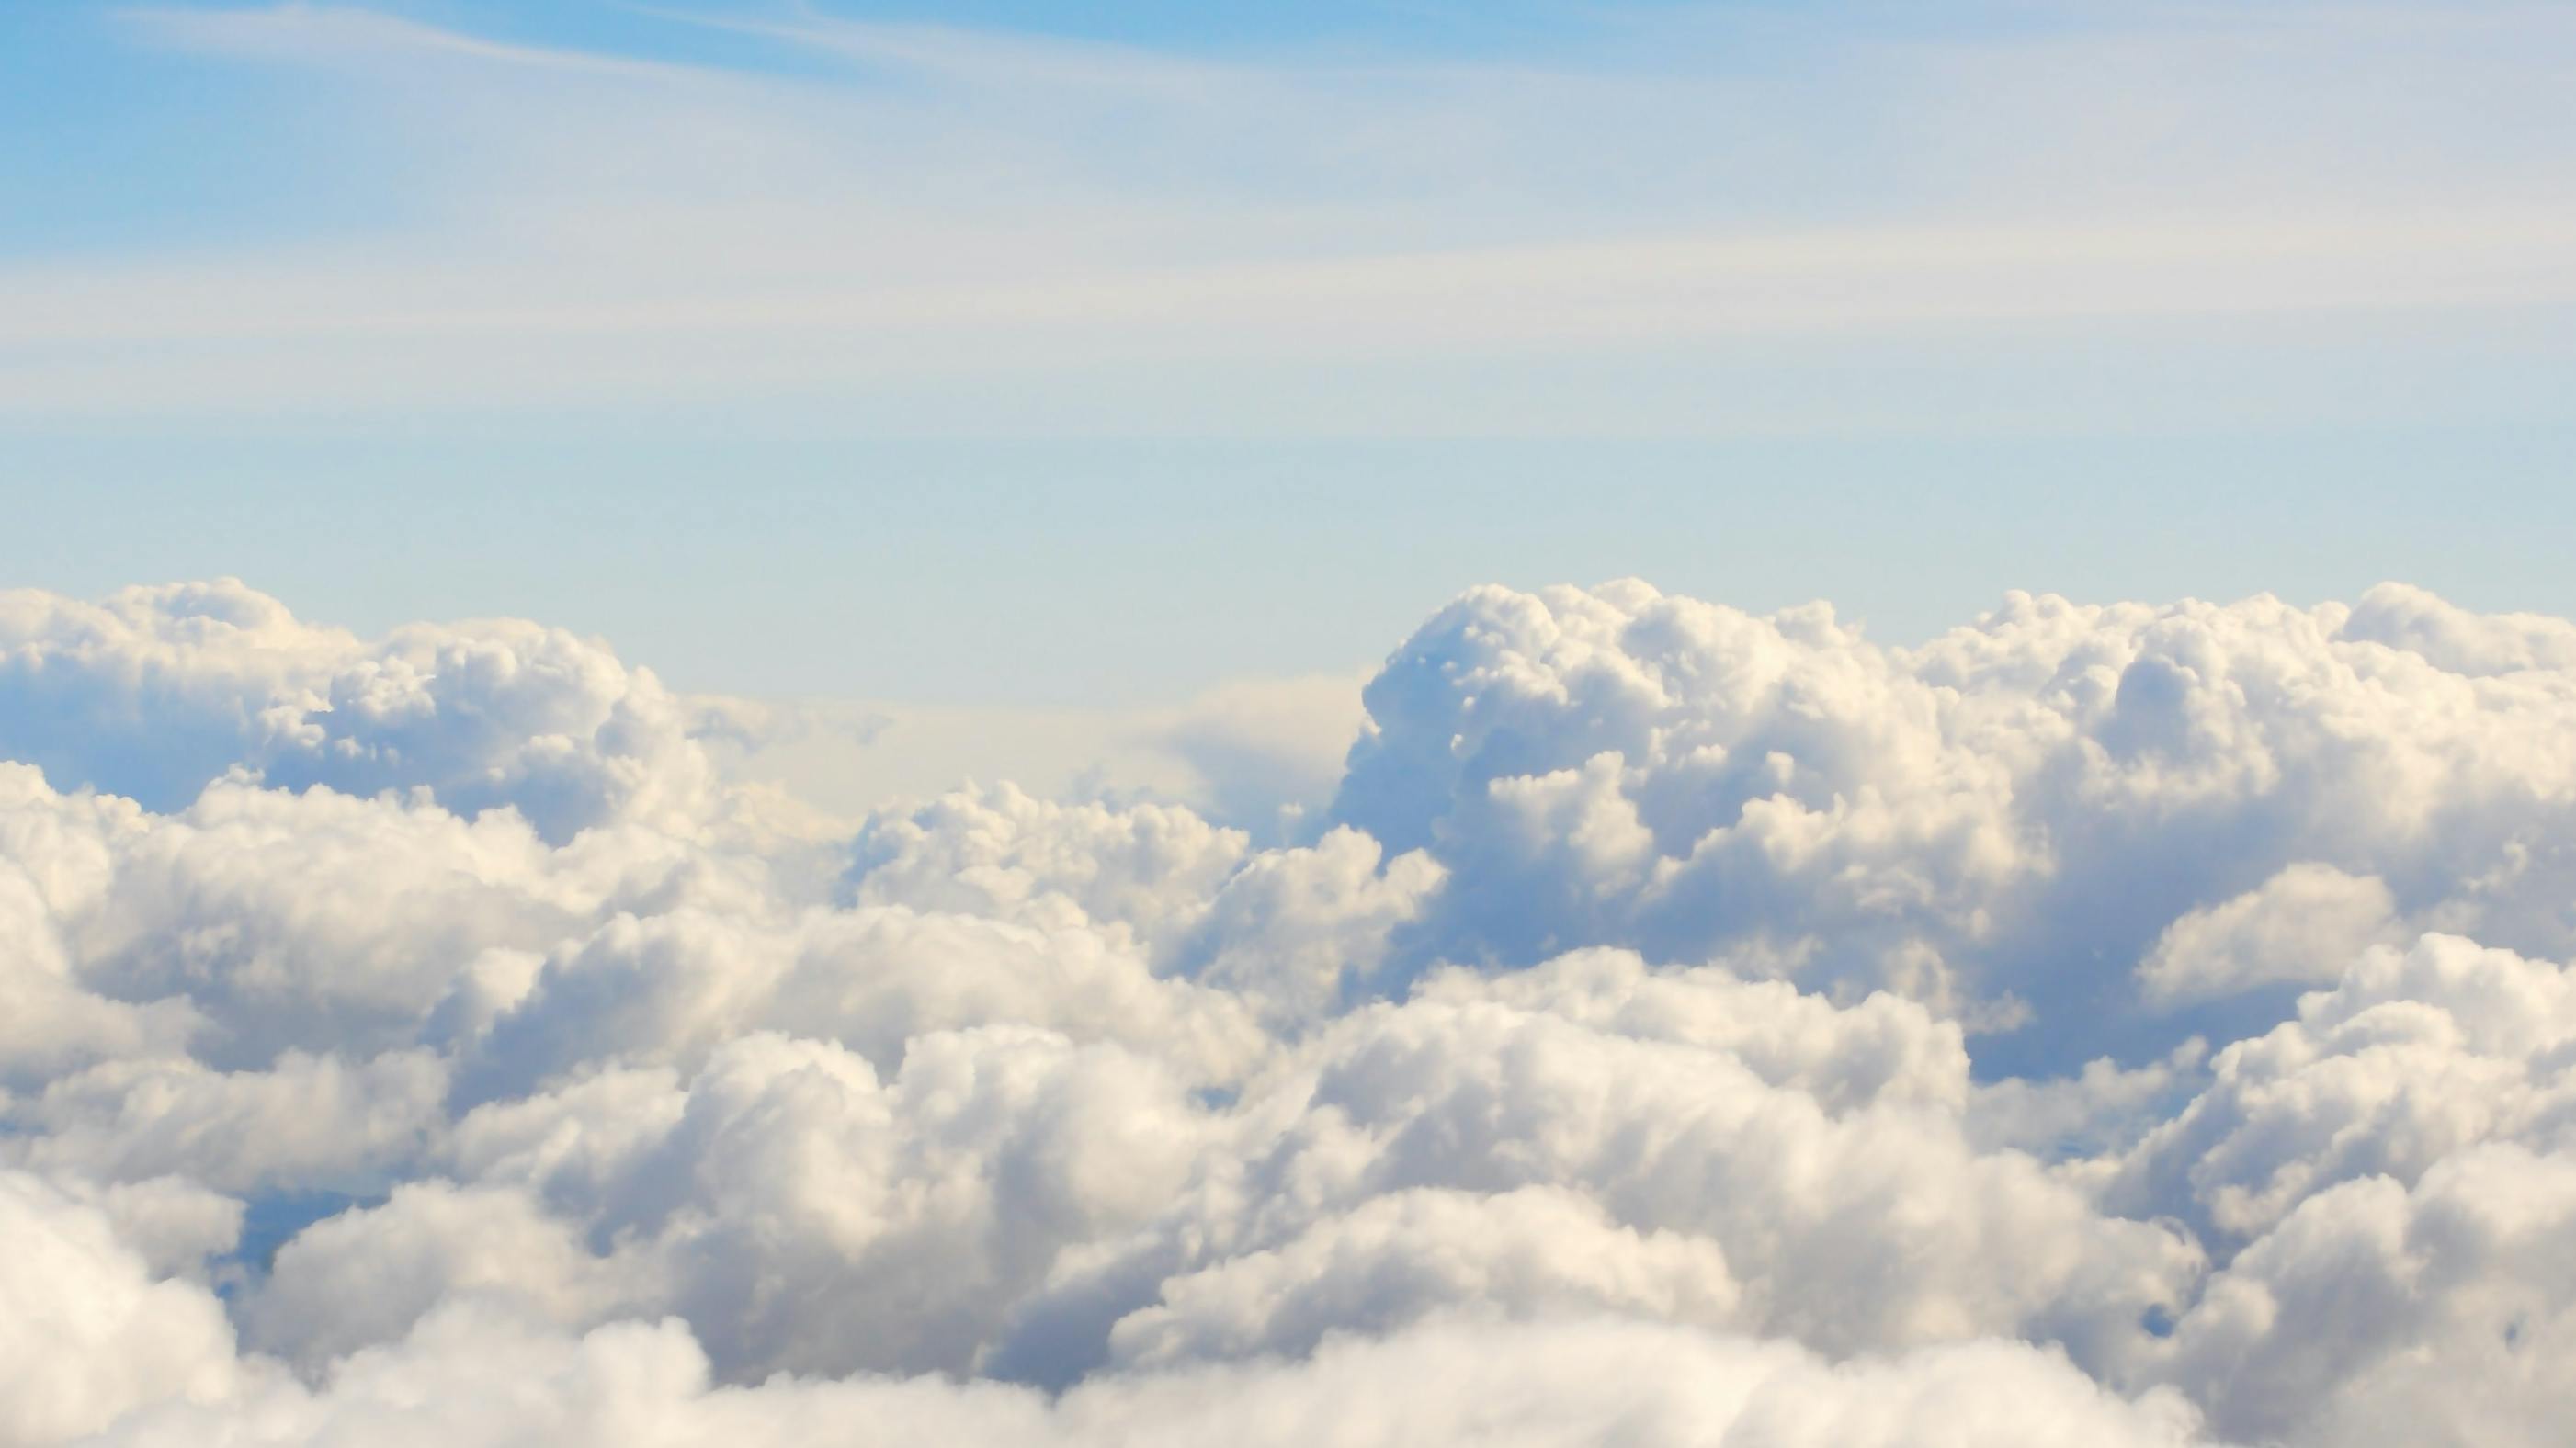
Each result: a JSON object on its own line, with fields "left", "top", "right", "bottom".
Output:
{"left": 7, "top": 576, "right": 2576, "bottom": 1443}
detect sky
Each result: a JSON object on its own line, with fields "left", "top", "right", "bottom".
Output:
{"left": 17, "top": 7, "right": 2576, "bottom": 1445}
{"left": 5, "top": 0, "right": 2575, "bottom": 724}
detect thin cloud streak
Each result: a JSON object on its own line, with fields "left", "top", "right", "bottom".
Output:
{"left": 12, "top": 1, "right": 2573, "bottom": 429}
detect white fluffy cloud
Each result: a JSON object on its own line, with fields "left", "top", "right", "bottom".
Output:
{"left": 0, "top": 1171, "right": 246, "bottom": 1444}
{"left": 2138, "top": 863, "right": 2401, "bottom": 1008}
{"left": 83, "top": 1304, "right": 2228, "bottom": 1448}
{"left": 0, "top": 579, "right": 737, "bottom": 843}
{"left": 7, "top": 577, "right": 2576, "bottom": 1444}
{"left": 1335, "top": 581, "right": 2576, "bottom": 1068}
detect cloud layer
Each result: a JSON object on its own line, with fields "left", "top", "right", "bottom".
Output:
{"left": 7, "top": 575, "right": 2576, "bottom": 1443}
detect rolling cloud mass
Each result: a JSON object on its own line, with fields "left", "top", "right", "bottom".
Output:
{"left": 6, "top": 576, "right": 2576, "bottom": 1444}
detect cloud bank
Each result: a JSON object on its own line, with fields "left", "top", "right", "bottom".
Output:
{"left": 7, "top": 575, "right": 2576, "bottom": 1443}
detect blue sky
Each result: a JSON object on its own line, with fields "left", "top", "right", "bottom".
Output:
{"left": 6, "top": 1, "right": 2575, "bottom": 710}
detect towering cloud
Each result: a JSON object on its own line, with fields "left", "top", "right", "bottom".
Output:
{"left": 5, "top": 577, "right": 2574, "bottom": 1444}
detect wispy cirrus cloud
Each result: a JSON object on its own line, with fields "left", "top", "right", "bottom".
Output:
{"left": 5, "top": 1, "right": 2570, "bottom": 430}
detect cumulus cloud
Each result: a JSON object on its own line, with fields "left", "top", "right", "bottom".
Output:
{"left": 2137, "top": 863, "right": 2401, "bottom": 1008}
{"left": 1336, "top": 581, "right": 2576, "bottom": 1069}
{"left": 0, "top": 579, "right": 729, "bottom": 843}
{"left": 986, "top": 957, "right": 2200, "bottom": 1391}
{"left": 84, "top": 1306, "right": 2230, "bottom": 1448}
{"left": 0, "top": 1171, "right": 246, "bottom": 1443}
{"left": 2112, "top": 933, "right": 2576, "bottom": 1246}
{"left": 2147, "top": 1142, "right": 2576, "bottom": 1444}
{"left": 7, "top": 577, "right": 2576, "bottom": 1444}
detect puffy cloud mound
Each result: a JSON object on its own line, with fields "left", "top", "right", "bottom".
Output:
{"left": 1334, "top": 581, "right": 2576, "bottom": 1069}
{"left": 6, "top": 577, "right": 2576, "bottom": 1445}
{"left": 0, "top": 580, "right": 728, "bottom": 842}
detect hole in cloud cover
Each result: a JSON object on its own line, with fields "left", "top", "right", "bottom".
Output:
{"left": 6, "top": 575, "right": 2576, "bottom": 1444}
